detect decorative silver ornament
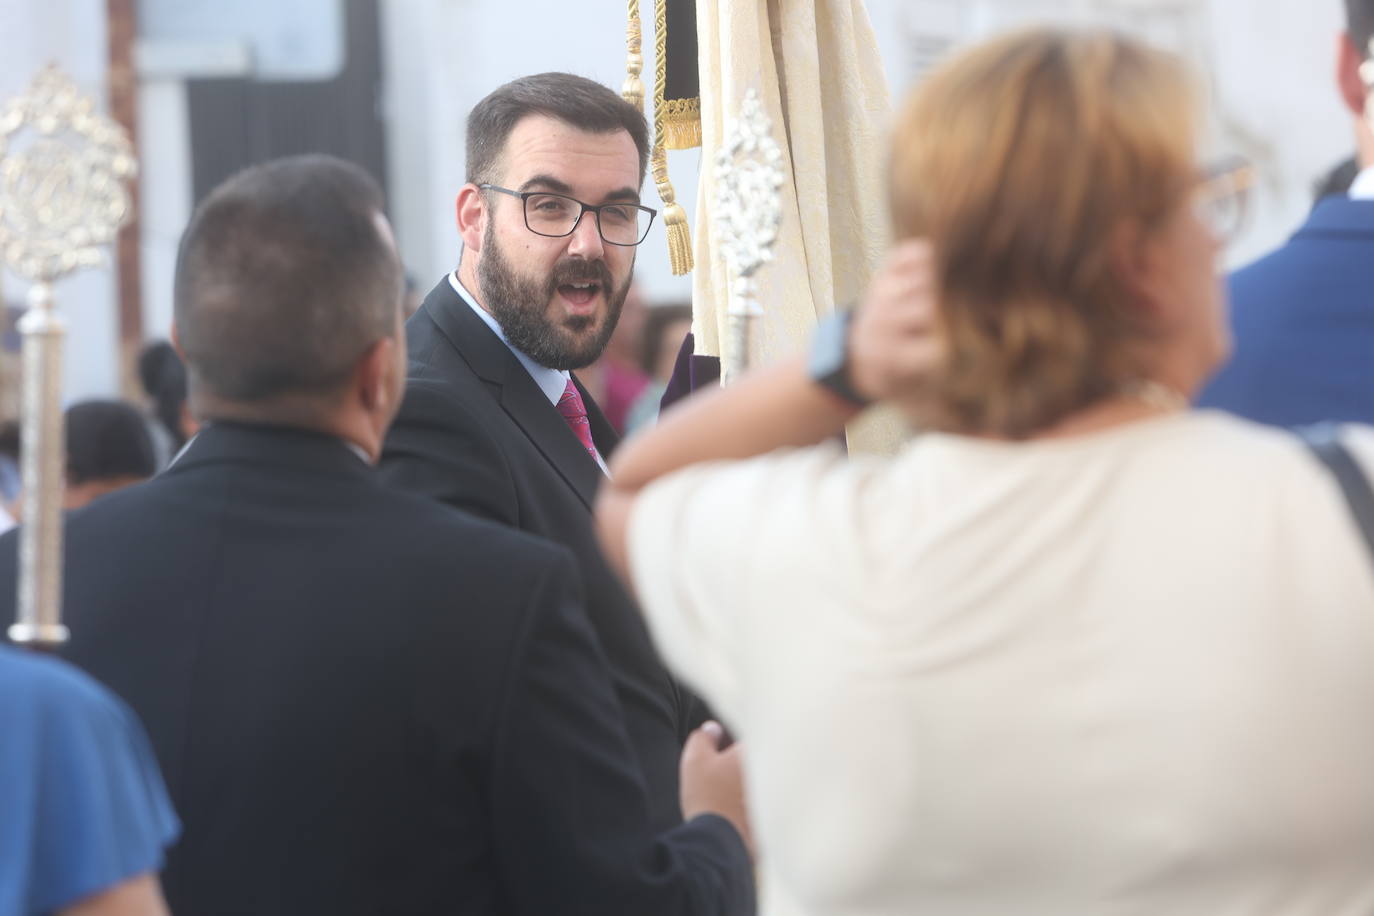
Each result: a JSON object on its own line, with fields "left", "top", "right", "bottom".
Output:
{"left": 1, "top": 65, "right": 137, "bottom": 649}
{"left": 712, "top": 88, "right": 785, "bottom": 384}
{"left": 0, "top": 65, "right": 136, "bottom": 284}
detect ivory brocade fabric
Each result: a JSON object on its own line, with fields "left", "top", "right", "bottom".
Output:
{"left": 691, "top": 0, "right": 907, "bottom": 455}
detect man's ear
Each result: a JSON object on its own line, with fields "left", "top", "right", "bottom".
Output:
{"left": 1337, "top": 32, "right": 1368, "bottom": 118}
{"left": 357, "top": 336, "right": 398, "bottom": 414}
{"left": 455, "top": 184, "right": 487, "bottom": 253}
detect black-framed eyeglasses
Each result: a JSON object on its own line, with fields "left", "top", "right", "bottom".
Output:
{"left": 479, "top": 184, "right": 657, "bottom": 247}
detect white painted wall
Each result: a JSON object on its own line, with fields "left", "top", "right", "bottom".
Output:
{"left": 137, "top": 78, "right": 192, "bottom": 346}
{"left": 863, "top": 0, "right": 1353, "bottom": 268}
{"left": 0, "top": 0, "right": 1361, "bottom": 401}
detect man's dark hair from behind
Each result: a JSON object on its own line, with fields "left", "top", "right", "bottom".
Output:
{"left": 1350, "top": 0, "right": 1374, "bottom": 52}
{"left": 173, "top": 155, "right": 401, "bottom": 407}
{"left": 465, "top": 72, "right": 651, "bottom": 187}
{"left": 138, "top": 340, "right": 190, "bottom": 450}
{"left": 65, "top": 399, "right": 156, "bottom": 484}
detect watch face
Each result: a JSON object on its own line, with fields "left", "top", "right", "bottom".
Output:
{"left": 809, "top": 312, "right": 843, "bottom": 376}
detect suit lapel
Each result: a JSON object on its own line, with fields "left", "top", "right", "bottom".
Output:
{"left": 421, "top": 279, "right": 604, "bottom": 510}
{"left": 498, "top": 368, "right": 604, "bottom": 508}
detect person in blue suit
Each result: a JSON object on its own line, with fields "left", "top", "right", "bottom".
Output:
{"left": 1198, "top": 0, "right": 1374, "bottom": 425}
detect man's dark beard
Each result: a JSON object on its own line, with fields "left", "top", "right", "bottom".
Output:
{"left": 477, "top": 223, "right": 630, "bottom": 370}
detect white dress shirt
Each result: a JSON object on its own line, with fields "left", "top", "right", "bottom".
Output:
{"left": 1348, "top": 164, "right": 1374, "bottom": 200}
{"left": 447, "top": 273, "right": 608, "bottom": 473}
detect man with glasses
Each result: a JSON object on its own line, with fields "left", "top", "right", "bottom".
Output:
{"left": 379, "top": 73, "right": 735, "bottom": 845}
{"left": 1198, "top": 0, "right": 1374, "bottom": 426}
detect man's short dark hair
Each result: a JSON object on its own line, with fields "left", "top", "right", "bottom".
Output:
{"left": 173, "top": 154, "right": 401, "bottom": 403}
{"left": 1348, "top": 0, "right": 1374, "bottom": 56}
{"left": 65, "top": 400, "right": 156, "bottom": 484}
{"left": 137, "top": 340, "right": 189, "bottom": 449}
{"left": 466, "top": 73, "right": 651, "bottom": 188}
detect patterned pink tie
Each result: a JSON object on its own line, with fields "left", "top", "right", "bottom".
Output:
{"left": 557, "top": 379, "right": 598, "bottom": 460}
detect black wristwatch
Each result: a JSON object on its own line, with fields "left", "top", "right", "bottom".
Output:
{"left": 808, "top": 308, "right": 870, "bottom": 408}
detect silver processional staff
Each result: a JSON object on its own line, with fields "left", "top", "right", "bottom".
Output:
{"left": 0, "top": 64, "right": 137, "bottom": 649}
{"left": 713, "top": 87, "right": 785, "bottom": 384}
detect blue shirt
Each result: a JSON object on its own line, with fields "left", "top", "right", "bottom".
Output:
{"left": 0, "top": 645, "right": 179, "bottom": 915}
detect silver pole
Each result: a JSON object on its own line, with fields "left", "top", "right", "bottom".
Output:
{"left": 722, "top": 276, "right": 759, "bottom": 388}
{"left": 712, "top": 88, "right": 784, "bottom": 385}
{"left": 724, "top": 312, "right": 752, "bottom": 387}
{"left": 9, "top": 281, "right": 68, "bottom": 648}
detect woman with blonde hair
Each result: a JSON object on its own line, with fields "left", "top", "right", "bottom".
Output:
{"left": 596, "top": 27, "right": 1374, "bottom": 915}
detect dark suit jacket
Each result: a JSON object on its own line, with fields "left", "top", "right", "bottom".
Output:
{"left": 380, "top": 279, "right": 702, "bottom": 833}
{"left": 0, "top": 423, "right": 751, "bottom": 915}
{"left": 1199, "top": 196, "right": 1374, "bottom": 426}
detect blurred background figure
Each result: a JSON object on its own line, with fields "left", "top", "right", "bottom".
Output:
{"left": 137, "top": 341, "right": 197, "bottom": 466}
{"left": 0, "top": 421, "right": 18, "bottom": 533}
{"left": 625, "top": 302, "right": 692, "bottom": 435}
{"left": 64, "top": 400, "right": 157, "bottom": 511}
{"left": 1197, "top": 0, "right": 1374, "bottom": 425}
{"left": 576, "top": 284, "right": 650, "bottom": 434}
{"left": 402, "top": 273, "right": 423, "bottom": 318}
{"left": 598, "top": 27, "right": 1374, "bottom": 915}
{"left": 1, "top": 643, "right": 178, "bottom": 916}
{"left": 1312, "top": 153, "right": 1359, "bottom": 202}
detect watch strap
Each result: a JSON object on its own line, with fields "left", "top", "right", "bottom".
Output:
{"left": 809, "top": 309, "right": 870, "bottom": 407}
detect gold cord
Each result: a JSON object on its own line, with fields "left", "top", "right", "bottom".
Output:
{"left": 622, "top": 0, "right": 644, "bottom": 109}
{"left": 651, "top": 0, "right": 692, "bottom": 274}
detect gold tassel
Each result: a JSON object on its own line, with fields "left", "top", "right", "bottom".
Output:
{"left": 622, "top": 0, "right": 645, "bottom": 109}
{"left": 661, "top": 97, "right": 701, "bottom": 150}
{"left": 651, "top": 0, "right": 692, "bottom": 274}
{"left": 652, "top": 146, "right": 693, "bottom": 275}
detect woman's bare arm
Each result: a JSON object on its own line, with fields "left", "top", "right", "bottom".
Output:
{"left": 58, "top": 873, "right": 170, "bottom": 916}
{"left": 596, "top": 241, "right": 938, "bottom": 581}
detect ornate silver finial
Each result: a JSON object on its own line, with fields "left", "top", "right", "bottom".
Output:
{"left": 1, "top": 64, "right": 137, "bottom": 650}
{"left": 712, "top": 88, "right": 785, "bottom": 383}
{"left": 1, "top": 65, "right": 137, "bottom": 283}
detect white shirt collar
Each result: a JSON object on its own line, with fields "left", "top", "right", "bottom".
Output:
{"left": 167, "top": 427, "right": 373, "bottom": 469}
{"left": 448, "top": 272, "right": 569, "bottom": 406}
{"left": 342, "top": 440, "right": 373, "bottom": 465}
{"left": 1349, "top": 165, "right": 1374, "bottom": 200}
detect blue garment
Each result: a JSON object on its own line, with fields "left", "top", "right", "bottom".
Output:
{"left": 0, "top": 645, "right": 178, "bottom": 915}
{"left": 1198, "top": 196, "right": 1374, "bottom": 426}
